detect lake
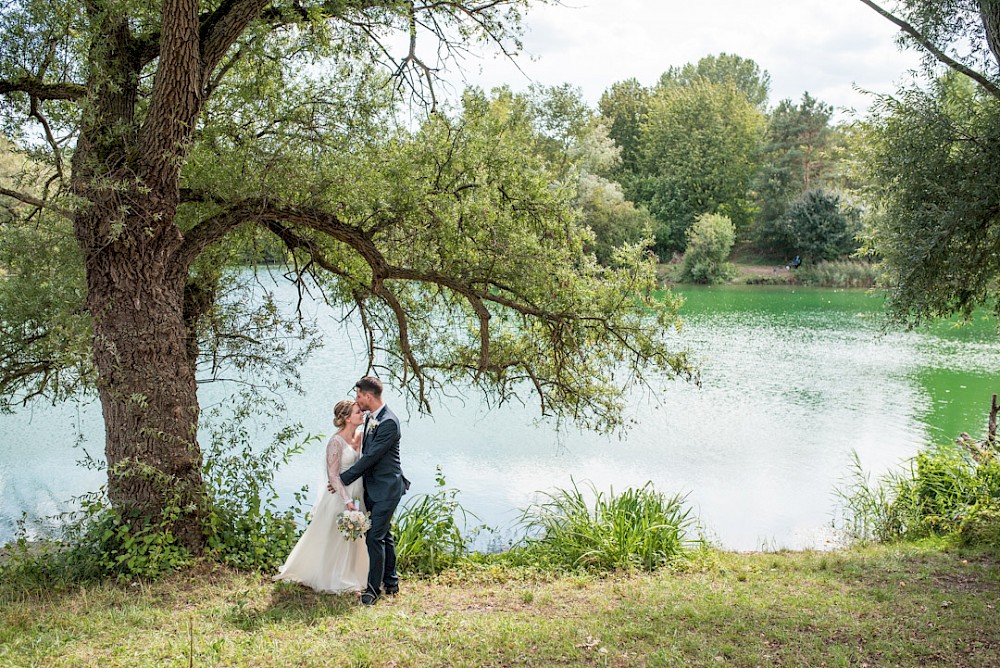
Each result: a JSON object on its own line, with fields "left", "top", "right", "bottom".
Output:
{"left": 2, "top": 282, "right": 998, "bottom": 551}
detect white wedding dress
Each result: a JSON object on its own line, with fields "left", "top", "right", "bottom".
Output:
{"left": 274, "top": 434, "right": 369, "bottom": 593}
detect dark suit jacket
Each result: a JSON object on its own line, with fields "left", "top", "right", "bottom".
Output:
{"left": 340, "top": 405, "right": 407, "bottom": 503}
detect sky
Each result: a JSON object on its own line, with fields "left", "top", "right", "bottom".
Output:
{"left": 441, "top": 0, "right": 927, "bottom": 120}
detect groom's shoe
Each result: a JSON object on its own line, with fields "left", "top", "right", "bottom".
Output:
{"left": 383, "top": 585, "right": 399, "bottom": 596}
{"left": 360, "top": 592, "right": 379, "bottom": 606}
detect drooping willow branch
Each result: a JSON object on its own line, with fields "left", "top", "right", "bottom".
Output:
{"left": 857, "top": 0, "right": 1000, "bottom": 98}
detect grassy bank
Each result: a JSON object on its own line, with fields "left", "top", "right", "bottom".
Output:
{"left": 2, "top": 545, "right": 998, "bottom": 667}
{"left": 659, "top": 260, "right": 879, "bottom": 288}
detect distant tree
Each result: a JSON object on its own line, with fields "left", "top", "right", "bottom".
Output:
{"left": 856, "top": 0, "right": 1000, "bottom": 322}
{"left": 523, "top": 85, "right": 652, "bottom": 265}
{"left": 782, "top": 189, "right": 860, "bottom": 261}
{"left": 752, "top": 93, "right": 838, "bottom": 251}
{"left": 658, "top": 53, "right": 771, "bottom": 109}
{"left": 525, "top": 82, "right": 594, "bottom": 168}
{"left": 575, "top": 173, "right": 655, "bottom": 266}
{"left": 637, "top": 79, "right": 766, "bottom": 255}
{"left": 598, "top": 78, "right": 651, "bottom": 175}
{"left": 680, "top": 213, "right": 737, "bottom": 284}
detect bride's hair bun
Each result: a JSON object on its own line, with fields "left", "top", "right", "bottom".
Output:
{"left": 333, "top": 399, "right": 355, "bottom": 428}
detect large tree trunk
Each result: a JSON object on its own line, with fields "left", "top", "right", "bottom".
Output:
{"left": 64, "top": 3, "right": 210, "bottom": 552}
{"left": 76, "top": 196, "right": 206, "bottom": 552}
{"left": 981, "top": 1, "right": 1000, "bottom": 68}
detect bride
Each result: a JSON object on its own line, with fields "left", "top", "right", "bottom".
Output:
{"left": 274, "top": 399, "right": 369, "bottom": 593}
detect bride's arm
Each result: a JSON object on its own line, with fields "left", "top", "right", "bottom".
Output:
{"left": 326, "top": 436, "right": 351, "bottom": 503}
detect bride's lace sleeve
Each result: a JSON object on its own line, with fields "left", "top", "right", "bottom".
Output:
{"left": 326, "top": 436, "right": 351, "bottom": 502}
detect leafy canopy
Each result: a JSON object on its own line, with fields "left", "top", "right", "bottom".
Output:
{"left": 858, "top": 71, "right": 1000, "bottom": 322}
{"left": 0, "top": 0, "right": 693, "bottom": 427}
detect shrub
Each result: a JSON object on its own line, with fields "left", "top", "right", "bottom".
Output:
{"left": 794, "top": 260, "right": 878, "bottom": 288}
{"left": 679, "top": 213, "right": 736, "bottom": 284}
{"left": 201, "top": 414, "right": 313, "bottom": 572}
{"left": 517, "top": 480, "right": 700, "bottom": 572}
{"left": 782, "top": 189, "right": 860, "bottom": 261}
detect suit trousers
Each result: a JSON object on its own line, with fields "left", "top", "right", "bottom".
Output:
{"left": 363, "top": 490, "right": 401, "bottom": 597}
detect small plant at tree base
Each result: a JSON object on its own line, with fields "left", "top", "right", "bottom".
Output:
{"left": 0, "top": 488, "right": 194, "bottom": 586}
{"left": 679, "top": 213, "right": 737, "bottom": 284}
{"left": 201, "top": 405, "right": 315, "bottom": 572}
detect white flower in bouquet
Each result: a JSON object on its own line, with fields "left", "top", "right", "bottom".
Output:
{"left": 337, "top": 502, "right": 371, "bottom": 541}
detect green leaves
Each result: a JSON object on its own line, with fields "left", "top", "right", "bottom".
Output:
{"left": 0, "top": 208, "right": 92, "bottom": 409}
{"left": 680, "top": 213, "right": 737, "bottom": 284}
{"left": 858, "top": 71, "right": 1000, "bottom": 323}
{"left": 635, "top": 78, "right": 766, "bottom": 254}
{"left": 519, "top": 479, "right": 701, "bottom": 572}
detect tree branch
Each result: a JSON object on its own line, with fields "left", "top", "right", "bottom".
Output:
{"left": 28, "top": 96, "right": 65, "bottom": 183}
{"left": 0, "top": 77, "right": 87, "bottom": 101}
{"left": 395, "top": 1, "right": 439, "bottom": 111}
{"left": 857, "top": 0, "right": 1000, "bottom": 98}
{"left": 0, "top": 186, "right": 74, "bottom": 220}
{"left": 199, "top": 0, "right": 273, "bottom": 89}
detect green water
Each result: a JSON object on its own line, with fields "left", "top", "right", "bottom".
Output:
{"left": 2, "top": 284, "right": 997, "bottom": 550}
{"left": 674, "top": 285, "right": 999, "bottom": 445}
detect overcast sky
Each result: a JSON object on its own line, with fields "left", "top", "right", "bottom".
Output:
{"left": 442, "top": 0, "right": 926, "bottom": 120}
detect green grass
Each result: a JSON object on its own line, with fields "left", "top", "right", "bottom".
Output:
{"left": 517, "top": 480, "right": 700, "bottom": 571}
{"left": 2, "top": 545, "right": 998, "bottom": 667}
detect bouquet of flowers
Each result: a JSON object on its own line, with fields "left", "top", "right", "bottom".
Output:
{"left": 337, "top": 501, "right": 371, "bottom": 541}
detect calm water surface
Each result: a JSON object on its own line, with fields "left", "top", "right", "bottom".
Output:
{"left": 2, "top": 283, "right": 997, "bottom": 550}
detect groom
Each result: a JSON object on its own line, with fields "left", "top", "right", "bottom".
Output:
{"left": 338, "top": 376, "right": 409, "bottom": 605}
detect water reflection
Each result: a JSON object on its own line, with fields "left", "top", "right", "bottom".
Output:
{"left": 1, "top": 284, "right": 997, "bottom": 551}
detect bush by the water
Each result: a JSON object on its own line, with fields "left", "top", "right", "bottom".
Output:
{"left": 679, "top": 213, "right": 737, "bottom": 284}
{"left": 2, "top": 467, "right": 699, "bottom": 584}
{"left": 392, "top": 468, "right": 482, "bottom": 575}
{"left": 837, "top": 433, "right": 1000, "bottom": 551}
{"left": 794, "top": 260, "right": 878, "bottom": 288}
{"left": 0, "top": 414, "right": 313, "bottom": 585}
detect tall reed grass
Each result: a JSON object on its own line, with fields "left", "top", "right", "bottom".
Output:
{"left": 517, "top": 480, "right": 700, "bottom": 572}
{"left": 795, "top": 260, "right": 878, "bottom": 288}
{"left": 836, "top": 438, "right": 1000, "bottom": 551}
{"left": 392, "top": 469, "right": 480, "bottom": 575}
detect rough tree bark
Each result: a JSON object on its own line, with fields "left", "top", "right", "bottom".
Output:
{"left": 62, "top": 0, "right": 269, "bottom": 550}
{"left": 64, "top": 3, "right": 206, "bottom": 549}
{"left": 981, "top": 0, "right": 1000, "bottom": 67}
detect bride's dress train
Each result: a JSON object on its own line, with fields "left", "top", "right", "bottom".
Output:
{"left": 274, "top": 434, "right": 368, "bottom": 593}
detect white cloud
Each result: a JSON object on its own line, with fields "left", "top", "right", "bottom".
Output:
{"left": 442, "top": 0, "right": 925, "bottom": 119}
